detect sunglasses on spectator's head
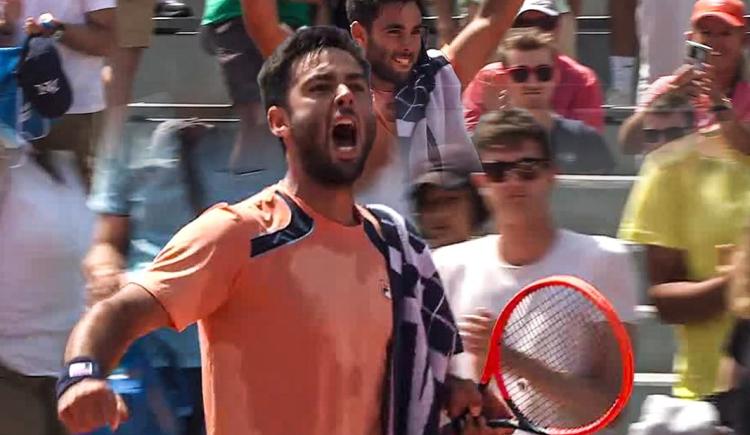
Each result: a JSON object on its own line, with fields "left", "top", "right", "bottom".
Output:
{"left": 482, "top": 158, "right": 551, "bottom": 183}
{"left": 513, "top": 15, "right": 558, "bottom": 32}
{"left": 642, "top": 126, "right": 690, "bottom": 144}
{"left": 505, "top": 65, "right": 554, "bottom": 83}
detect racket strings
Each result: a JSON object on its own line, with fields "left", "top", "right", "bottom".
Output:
{"left": 497, "top": 285, "right": 624, "bottom": 430}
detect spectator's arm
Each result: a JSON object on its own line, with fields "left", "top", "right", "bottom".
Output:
{"left": 64, "top": 283, "right": 172, "bottom": 374}
{"left": 53, "top": 8, "right": 115, "bottom": 57}
{"left": 240, "top": 0, "right": 293, "bottom": 58}
{"left": 618, "top": 110, "right": 646, "bottom": 154}
{"left": 619, "top": 70, "right": 699, "bottom": 154}
{"left": 646, "top": 245, "right": 728, "bottom": 324}
{"left": 461, "top": 65, "right": 503, "bottom": 133}
{"left": 442, "top": 0, "right": 524, "bottom": 87}
{"left": 82, "top": 215, "right": 129, "bottom": 306}
{"left": 433, "top": 0, "right": 458, "bottom": 47}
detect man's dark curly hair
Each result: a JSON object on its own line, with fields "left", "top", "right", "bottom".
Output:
{"left": 257, "top": 26, "right": 371, "bottom": 111}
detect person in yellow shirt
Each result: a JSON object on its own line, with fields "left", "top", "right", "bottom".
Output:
{"left": 619, "top": 125, "right": 750, "bottom": 399}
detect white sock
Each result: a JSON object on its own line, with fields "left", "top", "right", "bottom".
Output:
{"left": 610, "top": 56, "right": 636, "bottom": 92}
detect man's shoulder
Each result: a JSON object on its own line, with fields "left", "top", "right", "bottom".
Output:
{"left": 556, "top": 55, "right": 601, "bottom": 85}
{"left": 203, "top": 185, "right": 292, "bottom": 238}
{"left": 427, "top": 49, "right": 461, "bottom": 85}
{"left": 641, "top": 138, "right": 698, "bottom": 172}
{"left": 559, "top": 230, "right": 631, "bottom": 258}
{"left": 433, "top": 236, "right": 497, "bottom": 267}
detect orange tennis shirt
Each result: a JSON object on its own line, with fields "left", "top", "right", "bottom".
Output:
{"left": 131, "top": 183, "right": 393, "bottom": 435}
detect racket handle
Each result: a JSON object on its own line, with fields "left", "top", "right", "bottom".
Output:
{"left": 450, "top": 417, "right": 465, "bottom": 433}
{"left": 485, "top": 419, "right": 518, "bottom": 429}
{"left": 486, "top": 419, "right": 547, "bottom": 435}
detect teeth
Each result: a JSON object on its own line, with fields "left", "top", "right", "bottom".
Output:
{"left": 336, "top": 119, "right": 354, "bottom": 126}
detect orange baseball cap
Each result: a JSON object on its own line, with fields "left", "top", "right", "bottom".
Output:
{"left": 691, "top": 0, "right": 746, "bottom": 27}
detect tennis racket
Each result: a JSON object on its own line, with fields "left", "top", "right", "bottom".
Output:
{"left": 452, "top": 275, "right": 634, "bottom": 434}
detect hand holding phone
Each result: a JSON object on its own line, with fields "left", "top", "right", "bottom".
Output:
{"left": 686, "top": 40, "right": 712, "bottom": 70}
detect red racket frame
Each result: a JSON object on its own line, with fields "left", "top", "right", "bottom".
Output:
{"left": 480, "top": 275, "right": 635, "bottom": 435}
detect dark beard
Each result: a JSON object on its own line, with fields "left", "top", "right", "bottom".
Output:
{"left": 290, "top": 115, "right": 376, "bottom": 187}
{"left": 368, "top": 40, "right": 412, "bottom": 88}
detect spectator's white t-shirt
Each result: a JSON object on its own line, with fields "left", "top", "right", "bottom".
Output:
{"left": 20, "top": 0, "right": 115, "bottom": 114}
{"left": 0, "top": 150, "right": 93, "bottom": 375}
{"left": 433, "top": 230, "right": 639, "bottom": 382}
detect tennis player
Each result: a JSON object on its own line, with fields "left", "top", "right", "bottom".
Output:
{"left": 433, "top": 109, "right": 639, "bottom": 428}
{"left": 56, "top": 27, "right": 485, "bottom": 435}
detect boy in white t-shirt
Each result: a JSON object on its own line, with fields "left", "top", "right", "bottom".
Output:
{"left": 434, "top": 109, "right": 639, "bottom": 427}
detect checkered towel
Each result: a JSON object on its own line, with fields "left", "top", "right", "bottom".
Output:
{"left": 393, "top": 48, "right": 476, "bottom": 185}
{"left": 366, "top": 204, "right": 463, "bottom": 435}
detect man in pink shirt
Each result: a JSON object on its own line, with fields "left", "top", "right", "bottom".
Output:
{"left": 619, "top": 0, "right": 750, "bottom": 155}
{"left": 462, "top": 0, "right": 604, "bottom": 133}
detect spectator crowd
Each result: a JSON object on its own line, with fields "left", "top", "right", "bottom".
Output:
{"left": 3, "top": 0, "right": 750, "bottom": 434}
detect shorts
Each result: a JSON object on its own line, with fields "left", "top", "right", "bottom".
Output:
{"left": 199, "top": 17, "right": 264, "bottom": 104}
{"left": 116, "top": 0, "right": 155, "bottom": 48}
{"left": 31, "top": 112, "right": 104, "bottom": 187}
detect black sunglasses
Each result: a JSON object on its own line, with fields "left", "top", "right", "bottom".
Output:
{"left": 506, "top": 65, "right": 554, "bottom": 83}
{"left": 513, "top": 15, "right": 558, "bottom": 32}
{"left": 482, "top": 158, "right": 550, "bottom": 183}
{"left": 642, "top": 127, "right": 689, "bottom": 144}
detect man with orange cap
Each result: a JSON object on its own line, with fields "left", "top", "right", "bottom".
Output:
{"left": 619, "top": 0, "right": 750, "bottom": 155}
{"left": 619, "top": 0, "right": 750, "bottom": 402}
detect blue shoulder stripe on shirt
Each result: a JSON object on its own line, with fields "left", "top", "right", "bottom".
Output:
{"left": 249, "top": 191, "right": 314, "bottom": 258}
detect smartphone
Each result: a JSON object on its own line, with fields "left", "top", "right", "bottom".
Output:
{"left": 686, "top": 40, "right": 712, "bottom": 70}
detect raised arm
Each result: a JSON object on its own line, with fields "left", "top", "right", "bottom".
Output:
{"left": 433, "top": 0, "right": 458, "bottom": 46}
{"left": 25, "top": 8, "right": 115, "bottom": 57}
{"left": 240, "top": 0, "right": 292, "bottom": 58}
{"left": 442, "top": 0, "right": 524, "bottom": 87}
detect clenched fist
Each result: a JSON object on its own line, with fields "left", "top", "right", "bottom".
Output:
{"left": 57, "top": 378, "right": 129, "bottom": 433}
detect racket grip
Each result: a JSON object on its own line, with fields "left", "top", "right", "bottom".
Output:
{"left": 486, "top": 419, "right": 517, "bottom": 429}
{"left": 450, "top": 417, "right": 465, "bottom": 433}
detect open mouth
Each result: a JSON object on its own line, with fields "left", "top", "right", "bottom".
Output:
{"left": 392, "top": 54, "right": 413, "bottom": 70}
{"left": 331, "top": 118, "right": 358, "bottom": 158}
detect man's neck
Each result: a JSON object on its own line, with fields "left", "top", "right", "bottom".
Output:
{"left": 371, "top": 74, "right": 397, "bottom": 93}
{"left": 282, "top": 172, "right": 359, "bottom": 226}
{"left": 497, "top": 216, "right": 557, "bottom": 266}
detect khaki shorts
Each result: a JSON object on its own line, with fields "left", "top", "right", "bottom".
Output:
{"left": 116, "top": 0, "right": 155, "bottom": 48}
{"left": 31, "top": 112, "right": 104, "bottom": 187}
